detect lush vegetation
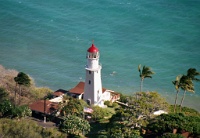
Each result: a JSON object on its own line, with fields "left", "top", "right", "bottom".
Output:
{"left": 0, "top": 65, "right": 199, "bottom": 138}
{"left": 0, "top": 65, "right": 53, "bottom": 105}
{"left": 0, "top": 100, "right": 31, "bottom": 119}
{"left": 0, "top": 65, "right": 64, "bottom": 137}
{"left": 103, "top": 92, "right": 169, "bottom": 138}
{"left": 0, "top": 87, "right": 8, "bottom": 102}
{"left": 0, "top": 118, "right": 65, "bottom": 138}
{"left": 172, "top": 68, "right": 200, "bottom": 112}
{"left": 87, "top": 93, "right": 200, "bottom": 138}
{"left": 147, "top": 113, "right": 200, "bottom": 137}
{"left": 59, "top": 115, "right": 90, "bottom": 136}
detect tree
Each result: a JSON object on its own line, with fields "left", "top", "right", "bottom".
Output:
{"left": 60, "top": 98, "right": 86, "bottom": 117}
{"left": 91, "top": 106, "right": 109, "bottom": 121}
{"left": 179, "top": 75, "right": 194, "bottom": 112}
{"left": 0, "top": 100, "right": 32, "bottom": 119}
{"left": 0, "top": 118, "right": 65, "bottom": 138}
{"left": 172, "top": 75, "right": 181, "bottom": 113}
{"left": 0, "top": 87, "right": 8, "bottom": 102}
{"left": 159, "top": 133, "right": 185, "bottom": 138}
{"left": 138, "top": 64, "right": 154, "bottom": 92}
{"left": 107, "top": 92, "right": 169, "bottom": 138}
{"left": 11, "top": 105, "right": 32, "bottom": 119}
{"left": 0, "top": 100, "right": 13, "bottom": 117}
{"left": 59, "top": 115, "right": 90, "bottom": 136}
{"left": 174, "top": 68, "right": 199, "bottom": 112}
{"left": 14, "top": 72, "right": 31, "bottom": 105}
{"left": 119, "top": 93, "right": 128, "bottom": 103}
{"left": 108, "top": 107, "right": 143, "bottom": 138}
{"left": 126, "top": 92, "right": 169, "bottom": 122}
{"left": 187, "top": 68, "right": 200, "bottom": 81}
{"left": 169, "top": 106, "right": 200, "bottom": 116}
{"left": 31, "top": 87, "right": 53, "bottom": 100}
{"left": 146, "top": 113, "right": 200, "bottom": 137}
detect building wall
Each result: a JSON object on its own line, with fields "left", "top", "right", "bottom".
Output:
{"left": 84, "top": 68, "right": 103, "bottom": 106}
{"left": 102, "top": 91, "right": 111, "bottom": 101}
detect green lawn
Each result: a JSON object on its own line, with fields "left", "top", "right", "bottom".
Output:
{"left": 86, "top": 107, "right": 116, "bottom": 137}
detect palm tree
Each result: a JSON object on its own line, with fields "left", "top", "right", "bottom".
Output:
{"left": 138, "top": 64, "right": 154, "bottom": 92}
{"left": 14, "top": 72, "right": 31, "bottom": 105}
{"left": 172, "top": 75, "right": 181, "bottom": 113}
{"left": 179, "top": 75, "right": 194, "bottom": 112}
{"left": 179, "top": 68, "right": 199, "bottom": 112}
{"left": 187, "top": 68, "right": 200, "bottom": 81}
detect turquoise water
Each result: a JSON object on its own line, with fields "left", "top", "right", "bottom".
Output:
{"left": 0, "top": 0, "right": 200, "bottom": 111}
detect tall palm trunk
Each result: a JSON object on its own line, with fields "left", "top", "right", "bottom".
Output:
{"left": 174, "top": 90, "right": 179, "bottom": 113}
{"left": 18, "top": 85, "right": 21, "bottom": 105}
{"left": 140, "top": 78, "right": 143, "bottom": 92}
{"left": 180, "top": 90, "right": 187, "bottom": 112}
{"left": 14, "top": 83, "right": 17, "bottom": 106}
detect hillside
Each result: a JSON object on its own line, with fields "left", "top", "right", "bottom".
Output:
{"left": 0, "top": 65, "right": 53, "bottom": 105}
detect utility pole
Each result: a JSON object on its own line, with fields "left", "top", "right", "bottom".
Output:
{"left": 44, "top": 97, "right": 46, "bottom": 123}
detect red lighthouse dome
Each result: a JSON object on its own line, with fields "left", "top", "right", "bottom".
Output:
{"left": 87, "top": 44, "right": 99, "bottom": 53}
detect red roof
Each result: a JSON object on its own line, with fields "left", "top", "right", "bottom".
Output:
{"left": 69, "top": 82, "right": 85, "bottom": 94}
{"left": 68, "top": 81, "right": 106, "bottom": 94}
{"left": 87, "top": 44, "right": 99, "bottom": 53}
{"left": 29, "top": 100, "right": 58, "bottom": 115}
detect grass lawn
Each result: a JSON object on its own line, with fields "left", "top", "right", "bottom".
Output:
{"left": 86, "top": 107, "right": 116, "bottom": 137}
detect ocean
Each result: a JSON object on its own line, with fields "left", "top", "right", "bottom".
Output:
{"left": 0, "top": 0, "right": 200, "bottom": 111}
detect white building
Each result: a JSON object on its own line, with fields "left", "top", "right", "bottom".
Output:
{"left": 83, "top": 44, "right": 104, "bottom": 106}
{"left": 67, "top": 43, "right": 120, "bottom": 107}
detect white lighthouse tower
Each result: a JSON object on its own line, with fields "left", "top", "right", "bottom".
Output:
{"left": 84, "top": 43, "right": 103, "bottom": 106}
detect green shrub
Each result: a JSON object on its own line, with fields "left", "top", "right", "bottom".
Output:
{"left": 169, "top": 105, "right": 200, "bottom": 116}
{"left": 0, "top": 118, "right": 65, "bottom": 138}
{"left": 104, "top": 101, "right": 112, "bottom": 107}
{"left": 112, "top": 103, "right": 118, "bottom": 108}
{"left": 59, "top": 115, "right": 90, "bottom": 136}
{"left": 91, "top": 106, "right": 111, "bottom": 121}
{"left": 0, "top": 100, "right": 32, "bottom": 119}
{"left": 30, "top": 87, "right": 53, "bottom": 100}
{"left": 147, "top": 113, "right": 200, "bottom": 135}
{"left": 0, "top": 87, "right": 9, "bottom": 102}
{"left": 159, "top": 133, "right": 184, "bottom": 138}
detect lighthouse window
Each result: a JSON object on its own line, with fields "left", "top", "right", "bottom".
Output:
{"left": 89, "top": 71, "right": 91, "bottom": 74}
{"left": 89, "top": 80, "right": 91, "bottom": 84}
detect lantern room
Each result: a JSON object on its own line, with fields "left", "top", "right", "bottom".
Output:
{"left": 87, "top": 44, "right": 99, "bottom": 59}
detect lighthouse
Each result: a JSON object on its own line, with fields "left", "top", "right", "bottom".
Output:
{"left": 84, "top": 43, "right": 104, "bottom": 106}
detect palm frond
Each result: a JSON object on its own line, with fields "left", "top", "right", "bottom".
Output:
{"left": 144, "top": 76, "right": 152, "bottom": 78}
{"left": 140, "top": 65, "right": 154, "bottom": 79}
{"left": 187, "top": 68, "right": 200, "bottom": 81}
{"left": 176, "top": 75, "right": 182, "bottom": 81}
{"left": 179, "top": 75, "right": 195, "bottom": 92}
{"left": 138, "top": 64, "right": 141, "bottom": 73}
{"left": 172, "top": 75, "right": 182, "bottom": 89}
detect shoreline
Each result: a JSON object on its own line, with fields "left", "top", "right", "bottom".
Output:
{"left": 161, "top": 93, "right": 200, "bottom": 112}
{"left": 1, "top": 64, "right": 199, "bottom": 112}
